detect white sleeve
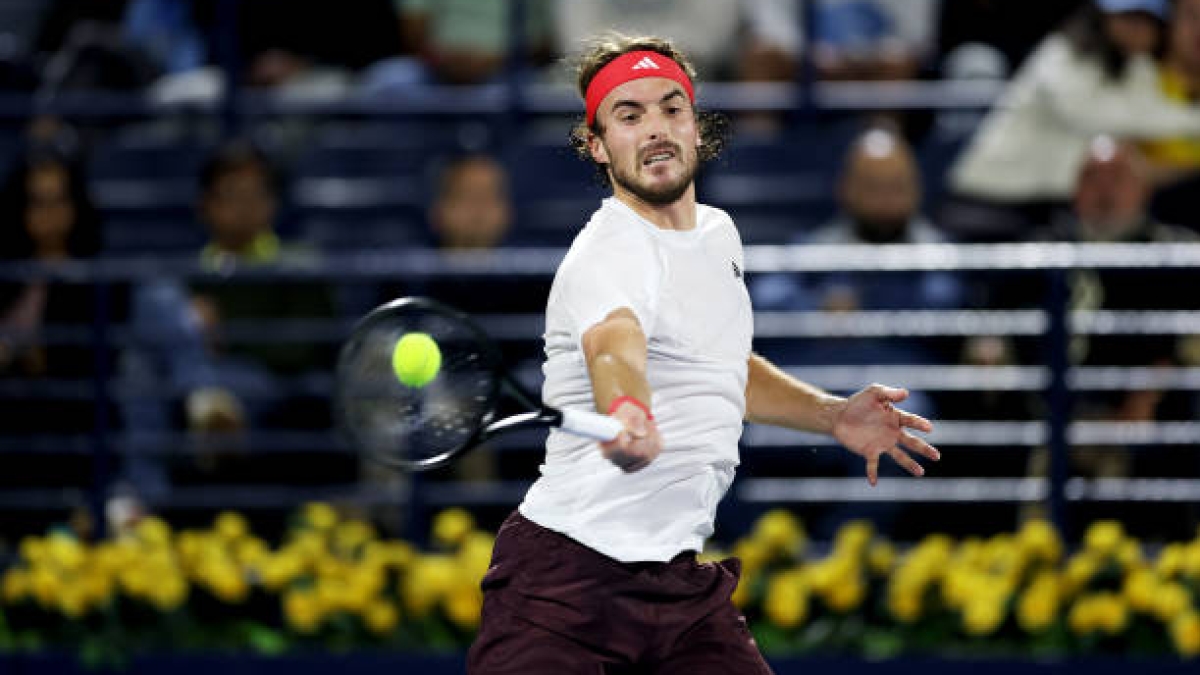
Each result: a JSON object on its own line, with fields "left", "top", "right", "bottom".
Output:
{"left": 1032, "top": 36, "right": 1200, "bottom": 138}
{"left": 557, "top": 229, "right": 662, "bottom": 346}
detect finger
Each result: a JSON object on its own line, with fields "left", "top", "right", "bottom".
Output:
{"left": 866, "top": 455, "right": 879, "bottom": 486}
{"left": 900, "top": 430, "right": 940, "bottom": 461}
{"left": 899, "top": 410, "right": 933, "bottom": 433}
{"left": 872, "top": 384, "right": 909, "bottom": 403}
{"left": 887, "top": 446, "right": 924, "bottom": 477}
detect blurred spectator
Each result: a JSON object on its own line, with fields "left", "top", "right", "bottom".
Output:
{"left": 383, "top": 0, "right": 553, "bottom": 86}
{"left": 552, "top": 0, "right": 800, "bottom": 82}
{"left": 945, "top": 0, "right": 1200, "bottom": 241}
{"left": 186, "top": 139, "right": 337, "bottom": 431}
{"left": 430, "top": 154, "right": 513, "bottom": 251}
{"left": 1140, "top": 0, "right": 1200, "bottom": 227}
{"left": 752, "top": 126, "right": 962, "bottom": 318}
{"left": 809, "top": 0, "right": 940, "bottom": 82}
{"left": 0, "top": 142, "right": 225, "bottom": 514}
{"left": 0, "top": 143, "right": 104, "bottom": 416}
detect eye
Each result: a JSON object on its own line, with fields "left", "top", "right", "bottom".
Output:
{"left": 666, "top": 106, "right": 681, "bottom": 115}
{"left": 620, "top": 112, "right": 639, "bottom": 123}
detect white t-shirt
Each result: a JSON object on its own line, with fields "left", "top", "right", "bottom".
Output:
{"left": 519, "top": 197, "right": 754, "bottom": 562}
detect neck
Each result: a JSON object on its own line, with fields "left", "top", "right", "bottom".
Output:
{"left": 613, "top": 183, "right": 697, "bottom": 231}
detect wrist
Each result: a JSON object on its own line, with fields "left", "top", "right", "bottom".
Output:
{"left": 608, "top": 395, "right": 653, "bottom": 420}
{"left": 820, "top": 395, "right": 848, "bottom": 436}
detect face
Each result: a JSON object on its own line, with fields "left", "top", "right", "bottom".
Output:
{"left": 202, "top": 164, "right": 276, "bottom": 250}
{"left": 1169, "top": 0, "right": 1200, "bottom": 74}
{"left": 433, "top": 158, "right": 512, "bottom": 250}
{"left": 24, "top": 163, "right": 75, "bottom": 255}
{"left": 1104, "top": 11, "right": 1161, "bottom": 56}
{"left": 1074, "top": 149, "right": 1149, "bottom": 240}
{"left": 589, "top": 76, "right": 700, "bottom": 206}
{"left": 839, "top": 137, "right": 920, "bottom": 242}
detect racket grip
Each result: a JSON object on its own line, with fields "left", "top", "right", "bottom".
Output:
{"left": 560, "top": 409, "right": 625, "bottom": 442}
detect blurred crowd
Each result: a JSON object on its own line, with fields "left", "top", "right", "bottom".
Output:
{"left": 1, "top": 0, "right": 1200, "bottom": 544}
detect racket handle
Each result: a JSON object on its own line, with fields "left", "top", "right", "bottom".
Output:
{"left": 559, "top": 408, "right": 624, "bottom": 442}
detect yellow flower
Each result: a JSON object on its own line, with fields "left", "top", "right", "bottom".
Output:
{"left": 45, "top": 534, "right": 86, "bottom": 572}
{"left": 833, "top": 520, "right": 873, "bottom": 559}
{"left": 1116, "top": 539, "right": 1144, "bottom": 572}
{"left": 284, "top": 589, "right": 323, "bottom": 633}
{"left": 731, "top": 570, "right": 757, "bottom": 608}
{"left": 1017, "top": 583, "right": 1058, "bottom": 634}
{"left": 1095, "top": 594, "right": 1129, "bottom": 635}
{"left": 1068, "top": 596, "right": 1097, "bottom": 635}
{"left": 260, "top": 552, "right": 305, "bottom": 592}
{"left": 136, "top": 516, "right": 173, "bottom": 548}
{"left": 1017, "top": 519, "right": 1062, "bottom": 564}
{"left": 867, "top": 542, "right": 896, "bottom": 577}
{"left": 1170, "top": 611, "right": 1200, "bottom": 658}
{"left": 1083, "top": 521, "right": 1123, "bottom": 557}
{"left": 963, "top": 595, "right": 1006, "bottom": 636}
{"left": 362, "top": 599, "right": 400, "bottom": 636}
{"left": 214, "top": 511, "right": 249, "bottom": 544}
{"left": 1123, "top": 569, "right": 1159, "bottom": 614}
{"left": 1063, "top": 553, "right": 1099, "bottom": 596}
{"left": 433, "top": 508, "right": 476, "bottom": 549}
{"left": 444, "top": 583, "right": 482, "bottom": 630}
{"left": 887, "top": 586, "right": 922, "bottom": 624}
{"left": 1157, "top": 543, "right": 1185, "bottom": 579}
{"left": 148, "top": 574, "right": 188, "bottom": 612}
{"left": 235, "top": 537, "right": 270, "bottom": 569}
{"left": 80, "top": 569, "right": 115, "bottom": 606}
{"left": 364, "top": 540, "right": 416, "bottom": 571}
{"left": 731, "top": 539, "right": 770, "bottom": 577}
{"left": 118, "top": 565, "right": 151, "bottom": 599}
{"left": 58, "top": 584, "right": 89, "bottom": 619}
{"left": 402, "top": 555, "right": 457, "bottom": 617}
{"left": 202, "top": 559, "right": 248, "bottom": 604}
{"left": 302, "top": 502, "right": 339, "bottom": 531}
{"left": 826, "top": 575, "right": 865, "bottom": 614}
{"left": 457, "top": 532, "right": 495, "bottom": 584}
{"left": 2, "top": 569, "right": 30, "bottom": 603}
{"left": 19, "top": 537, "right": 46, "bottom": 566}
{"left": 333, "top": 520, "right": 376, "bottom": 555}
{"left": 1183, "top": 542, "right": 1200, "bottom": 579}
{"left": 764, "top": 571, "right": 809, "bottom": 628}
{"left": 751, "top": 509, "right": 805, "bottom": 558}
{"left": 1154, "top": 582, "right": 1192, "bottom": 623}
{"left": 1070, "top": 593, "right": 1128, "bottom": 636}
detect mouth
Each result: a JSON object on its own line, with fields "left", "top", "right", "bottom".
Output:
{"left": 641, "top": 144, "right": 678, "bottom": 167}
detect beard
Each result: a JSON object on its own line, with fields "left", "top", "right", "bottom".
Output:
{"left": 608, "top": 146, "right": 698, "bottom": 206}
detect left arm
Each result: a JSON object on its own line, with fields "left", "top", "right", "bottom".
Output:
{"left": 745, "top": 353, "right": 941, "bottom": 485}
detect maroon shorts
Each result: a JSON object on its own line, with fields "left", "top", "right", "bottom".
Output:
{"left": 467, "top": 511, "right": 774, "bottom": 675}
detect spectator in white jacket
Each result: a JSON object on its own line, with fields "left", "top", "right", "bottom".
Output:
{"left": 944, "top": 0, "right": 1200, "bottom": 240}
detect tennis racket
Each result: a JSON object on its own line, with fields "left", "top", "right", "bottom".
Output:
{"left": 334, "top": 296, "right": 624, "bottom": 471}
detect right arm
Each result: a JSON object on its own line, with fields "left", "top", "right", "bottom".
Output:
{"left": 582, "top": 307, "right": 663, "bottom": 472}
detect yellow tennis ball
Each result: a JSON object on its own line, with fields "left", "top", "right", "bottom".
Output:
{"left": 391, "top": 332, "right": 441, "bottom": 388}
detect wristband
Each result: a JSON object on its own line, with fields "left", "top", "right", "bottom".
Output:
{"left": 607, "top": 395, "right": 653, "bottom": 421}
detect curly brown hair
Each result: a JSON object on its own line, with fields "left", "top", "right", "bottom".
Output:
{"left": 567, "top": 33, "right": 728, "bottom": 188}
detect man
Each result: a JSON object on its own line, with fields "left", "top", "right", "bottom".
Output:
{"left": 467, "top": 34, "right": 940, "bottom": 674}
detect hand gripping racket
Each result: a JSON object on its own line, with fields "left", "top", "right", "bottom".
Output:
{"left": 334, "top": 296, "right": 624, "bottom": 471}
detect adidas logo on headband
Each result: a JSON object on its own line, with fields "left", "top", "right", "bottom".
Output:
{"left": 630, "top": 56, "right": 660, "bottom": 71}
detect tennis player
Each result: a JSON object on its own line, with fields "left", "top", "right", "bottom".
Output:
{"left": 467, "top": 34, "right": 941, "bottom": 674}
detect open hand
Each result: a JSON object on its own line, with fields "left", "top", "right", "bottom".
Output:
{"left": 833, "top": 384, "right": 940, "bottom": 486}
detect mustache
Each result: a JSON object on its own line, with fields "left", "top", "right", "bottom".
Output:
{"left": 638, "top": 141, "right": 681, "bottom": 162}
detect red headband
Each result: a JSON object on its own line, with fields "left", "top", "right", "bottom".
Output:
{"left": 584, "top": 50, "right": 695, "bottom": 126}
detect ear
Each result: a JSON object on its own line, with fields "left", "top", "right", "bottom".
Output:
{"left": 588, "top": 132, "right": 609, "bottom": 166}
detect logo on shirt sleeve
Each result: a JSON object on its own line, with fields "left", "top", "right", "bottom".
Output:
{"left": 731, "top": 260, "right": 742, "bottom": 279}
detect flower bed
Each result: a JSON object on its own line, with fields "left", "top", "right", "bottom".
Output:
{"left": 2, "top": 505, "right": 1198, "bottom": 666}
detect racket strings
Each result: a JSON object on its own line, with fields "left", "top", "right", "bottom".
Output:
{"left": 336, "top": 305, "right": 499, "bottom": 467}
